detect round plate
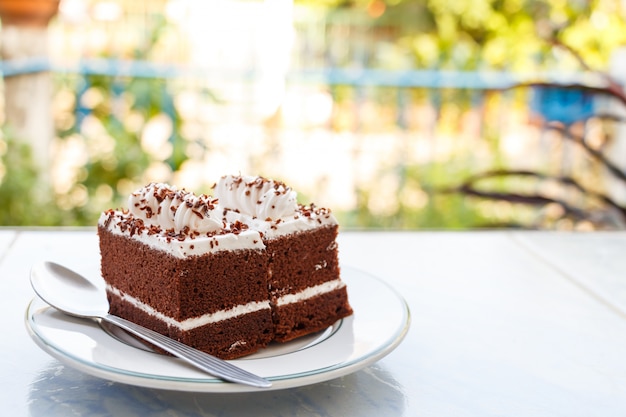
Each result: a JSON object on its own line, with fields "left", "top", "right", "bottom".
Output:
{"left": 25, "top": 266, "right": 410, "bottom": 392}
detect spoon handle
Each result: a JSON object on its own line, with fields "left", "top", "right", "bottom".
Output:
{"left": 102, "top": 314, "right": 272, "bottom": 388}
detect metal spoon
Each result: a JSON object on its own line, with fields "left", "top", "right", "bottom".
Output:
{"left": 30, "top": 261, "right": 272, "bottom": 388}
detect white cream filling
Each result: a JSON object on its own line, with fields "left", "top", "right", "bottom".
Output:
{"left": 106, "top": 285, "right": 271, "bottom": 332}
{"left": 275, "top": 279, "right": 345, "bottom": 306}
{"left": 107, "top": 278, "right": 345, "bottom": 331}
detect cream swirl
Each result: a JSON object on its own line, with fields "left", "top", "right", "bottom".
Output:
{"left": 128, "top": 183, "right": 222, "bottom": 234}
{"left": 174, "top": 193, "right": 224, "bottom": 234}
{"left": 214, "top": 175, "right": 297, "bottom": 220}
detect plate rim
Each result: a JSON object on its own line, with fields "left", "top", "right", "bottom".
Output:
{"left": 25, "top": 265, "right": 411, "bottom": 393}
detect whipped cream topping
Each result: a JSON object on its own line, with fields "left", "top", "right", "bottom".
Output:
{"left": 99, "top": 176, "right": 338, "bottom": 255}
{"left": 214, "top": 175, "right": 338, "bottom": 239}
{"left": 128, "top": 182, "right": 223, "bottom": 234}
{"left": 99, "top": 182, "right": 264, "bottom": 258}
{"left": 214, "top": 175, "right": 298, "bottom": 220}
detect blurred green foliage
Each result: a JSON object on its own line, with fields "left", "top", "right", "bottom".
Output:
{"left": 299, "top": 0, "right": 626, "bottom": 70}
{"left": 0, "top": 130, "right": 49, "bottom": 225}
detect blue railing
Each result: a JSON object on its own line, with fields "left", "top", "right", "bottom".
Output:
{"left": 1, "top": 56, "right": 608, "bottom": 126}
{"left": 0, "top": 57, "right": 603, "bottom": 90}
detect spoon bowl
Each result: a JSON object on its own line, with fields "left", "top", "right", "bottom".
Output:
{"left": 31, "top": 262, "right": 109, "bottom": 318}
{"left": 29, "top": 261, "right": 271, "bottom": 388}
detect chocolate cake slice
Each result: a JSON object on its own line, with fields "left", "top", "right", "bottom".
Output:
{"left": 98, "top": 176, "right": 353, "bottom": 359}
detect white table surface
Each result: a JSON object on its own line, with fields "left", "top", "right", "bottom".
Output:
{"left": 1, "top": 229, "right": 625, "bottom": 416}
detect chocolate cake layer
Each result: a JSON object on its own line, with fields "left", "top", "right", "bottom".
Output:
{"left": 266, "top": 225, "right": 340, "bottom": 296}
{"left": 272, "top": 286, "right": 353, "bottom": 342}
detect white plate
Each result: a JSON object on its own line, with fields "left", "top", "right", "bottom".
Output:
{"left": 25, "top": 266, "right": 410, "bottom": 393}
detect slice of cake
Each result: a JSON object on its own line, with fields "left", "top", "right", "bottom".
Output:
{"left": 214, "top": 175, "right": 353, "bottom": 342}
{"left": 98, "top": 183, "right": 274, "bottom": 359}
{"left": 98, "top": 176, "right": 353, "bottom": 359}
